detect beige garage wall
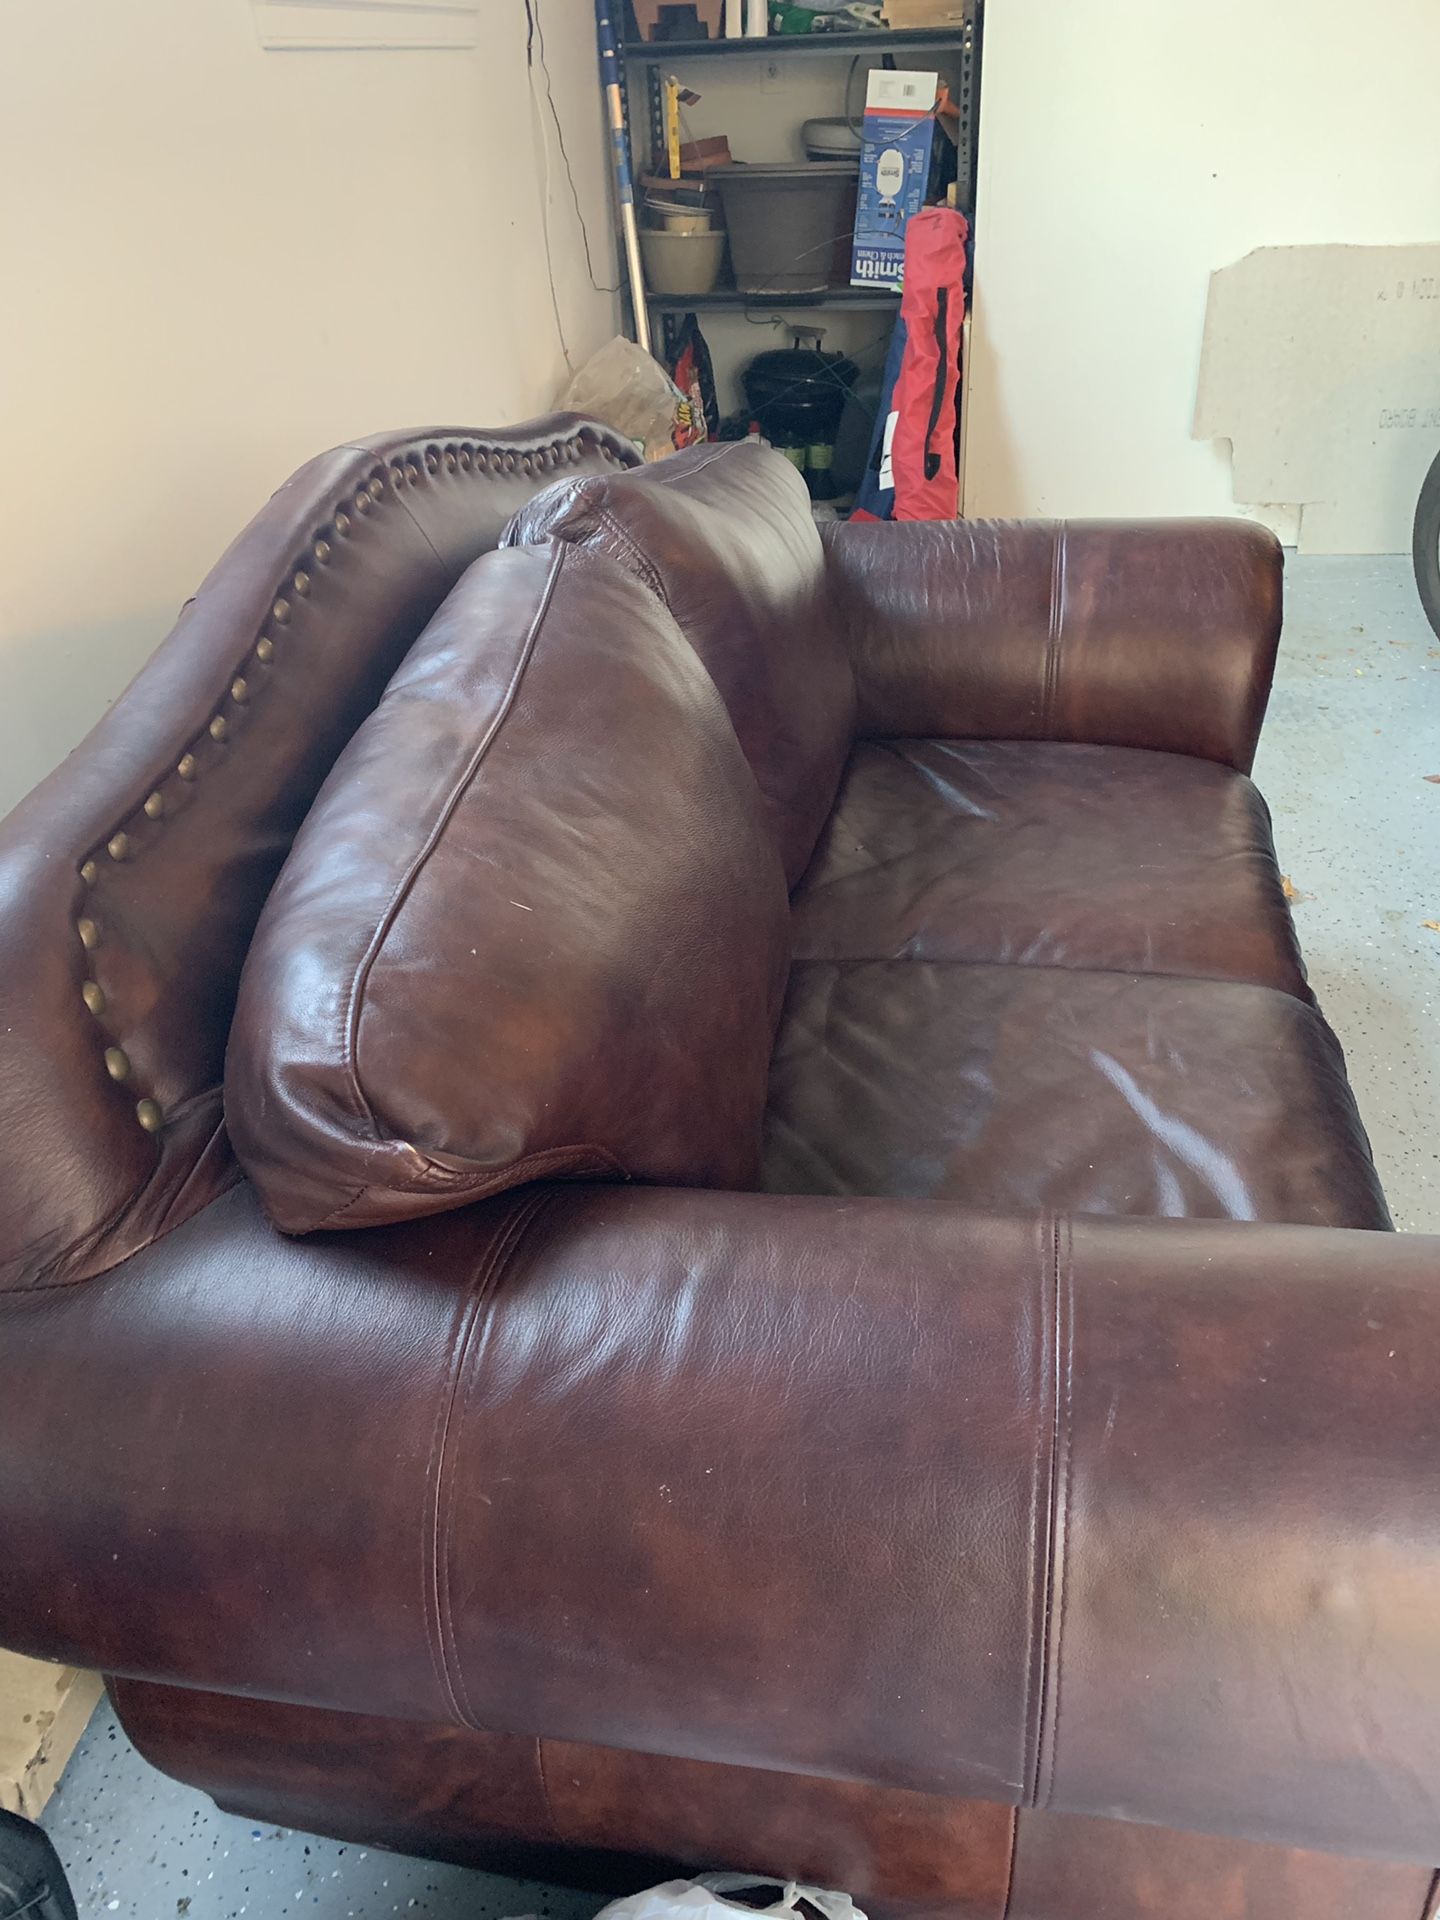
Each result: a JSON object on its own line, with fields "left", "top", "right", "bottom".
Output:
{"left": 964, "top": 0, "right": 1440, "bottom": 522}
{"left": 0, "top": 0, "right": 618, "bottom": 815}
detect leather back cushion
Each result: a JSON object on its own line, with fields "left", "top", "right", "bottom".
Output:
{"left": 0, "top": 417, "right": 637, "bottom": 1292}
{"left": 226, "top": 542, "right": 790, "bottom": 1234}
{"left": 508, "top": 441, "right": 855, "bottom": 888}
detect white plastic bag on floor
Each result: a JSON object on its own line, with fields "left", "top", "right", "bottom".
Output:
{"left": 590, "top": 1872, "right": 868, "bottom": 1920}
{"left": 558, "top": 336, "right": 704, "bottom": 463}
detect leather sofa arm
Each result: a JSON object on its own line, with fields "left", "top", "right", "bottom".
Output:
{"left": 1, "top": 1182, "right": 1436, "bottom": 1864}
{"left": 821, "top": 518, "right": 1283, "bottom": 772}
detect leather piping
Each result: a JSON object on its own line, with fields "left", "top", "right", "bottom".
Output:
{"left": 1019, "top": 1215, "right": 1058, "bottom": 1803}
{"left": 1041, "top": 522, "right": 1068, "bottom": 732}
{"left": 1037, "top": 1216, "right": 1076, "bottom": 1807}
{"left": 334, "top": 543, "right": 569, "bottom": 1142}
{"left": 426, "top": 1189, "right": 557, "bottom": 1728}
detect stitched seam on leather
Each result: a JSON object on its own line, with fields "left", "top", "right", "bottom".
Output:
{"left": 308, "top": 1140, "right": 625, "bottom": 1232}
{"left": 999, "top": 1805, "right": 1021, "bottom": 1920}
{"left": 590, "top": 503, "right": 669, "bottom": 606}
{"left": 420, "top": 1271, "right": 495, "bottom": 1720}
{"left": 334, "top": 543, "right": 568, "bottom": 1141}
{"left": 390, "top": 487, "right": 449, "bottom": 572}
{"left": 435, "top": 1188, "right": 558, "bottom": 1730}
{"left": 554, "top": 442, "right": 765, "bottom": 610}
{"left": 534, "top": 1739, "right": 567, "bottom": 1844}
{"left": 644, "top": 441, "right": 740, "bottom": 487}
{"left": 11, "top": 1157, "right": 247, "bottom": 1294}
{"left": 426, "top": 1198, "right": 556, "bottom": 1728}
{"left": 1040, "top": 1216, "right": 1076, "bottom": 1807}
{"left": 1022, "top": 1214, "right": 1060, "bottom": 1804}
{"left": 1041, "top": 523, "right": 1067, "bottom": 732}
{"left": 13, "top": 1093, "right": 240, "bottom": 1293}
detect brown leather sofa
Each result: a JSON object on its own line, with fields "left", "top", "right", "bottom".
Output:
{"left": 1, "top": 418, "right": 1436, "bottom": 1920}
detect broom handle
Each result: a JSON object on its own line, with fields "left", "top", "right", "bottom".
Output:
{"left": 595, "top": 3, "right": 653, "bottom": 355}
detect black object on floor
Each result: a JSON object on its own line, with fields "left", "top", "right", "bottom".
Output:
{"left": 0, "top": 1811, "right": 78, "bottom": 1920}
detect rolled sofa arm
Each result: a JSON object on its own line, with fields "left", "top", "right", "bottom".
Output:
{"left": 821, "top": 518, "right": 1283, "bottom": 772}
{"left": 0, "top": 1182, "right": 1436, "bottom": 1863}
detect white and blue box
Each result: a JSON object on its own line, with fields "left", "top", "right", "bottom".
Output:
{"left": 850, "top": 69, "right": 940, "bottom": 290}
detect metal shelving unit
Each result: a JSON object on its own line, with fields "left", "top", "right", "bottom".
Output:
{"left": 621, "top": 26, "right": 972, "bottom": 60}
{"left": 646, "top": 287, "right": 902, "bottom": 313}
{"left": 623, "top": 10, "right": 981, "bottom": 207}
{"left": 620, "top": 6, "right": 982, "bottom": 323}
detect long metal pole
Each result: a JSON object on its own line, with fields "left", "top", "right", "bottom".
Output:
{"left": 595, "top": 1, "right": 652, "bottom": 355}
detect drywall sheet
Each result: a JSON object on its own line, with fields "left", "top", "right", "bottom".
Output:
{"left": 1194, "top": 245, "right": 1440, "bottom": 553}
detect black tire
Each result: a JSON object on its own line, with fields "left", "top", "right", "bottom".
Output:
{"left": 1414, "top": 446, "right": 1440, "bottom": 641}
{"left": 0, "top": 1811, "right": 77, "bottom": 1920}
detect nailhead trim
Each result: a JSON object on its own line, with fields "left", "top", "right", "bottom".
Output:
{"left": 72, "top": 424, "right": 626, "bottom": 1136}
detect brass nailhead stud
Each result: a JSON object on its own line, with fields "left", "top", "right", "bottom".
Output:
{"left": 293, "top": 570, "right": 311, "bottom": 597}
{"left": 104, "top": 1046, "right": 131, "bottom": 1083}
{"left": 82, "top": 981, "right": 106, "bottom": 1016}
{"left": 406, "top": 460, "right": 421, "bottom": 485}
{"left": 334, "top": 510, "right": 351, "bottom": 536}
{"left": 135, "top": 1098, "right": 163, "bottom": 1134}
{"left": 354, "top": 490, "right": 371, "bottom": 514}
{"left": 444, "top": 451, "right": 457, "bottom": 471}
{"left": 255, "top": 637, "right": 275, "bottom": 664}
{"left": 79, "top": 859, "right": 98, "bottom": 885}
{"left": 144, "top": 792, "right": 165, "bottom": 820}
{"left": 209, "top": 715, "right": 228, "bottom": 743}
{"left": 390, "top": 465, "right": 405, "bottom": 488}
{"left": 107, "top": 832, "right": 130, "bottom": 862}
{"left": 425, "top": 452, "right": 439, "bottom": 473}
{"left": 272, "top": 598, "right": 291, "bottom": 625}
{"left": 78, "top": 917, "right": 100, "bottom": 950}
{"left": 460, "top": 448, "right": 472, "bottom": 470}
{"left": 368, "top": 475, "right": 384, "bottom": 500}
{"left": 231, "top": 677, "right": 249, "bottom": 704}
{"left": 177, "top": 753, "right": 198, "bottom": 781}
{"left": 314, "top": 537, "right": 332, "bottom": 563}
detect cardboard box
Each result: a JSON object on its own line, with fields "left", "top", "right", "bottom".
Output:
{"left": 1194, "top": 243, "right": 1440, "bottom": 552}
{"left": 850, "top": 70, "right": 940, "bottom": 290}
{"left": 0, "top": 1653, "right": 102, "bottom": 1819}
{"left": 882, "top": 0, "right": 968, "bottom": 23}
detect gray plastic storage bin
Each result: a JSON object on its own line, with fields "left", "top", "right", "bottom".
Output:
{"left": 712, "top": 163, "right": 859, "bottom": 295}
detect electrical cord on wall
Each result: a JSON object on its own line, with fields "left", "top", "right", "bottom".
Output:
{"left": 525, "top": 0, "right": 621, "bottom": 311}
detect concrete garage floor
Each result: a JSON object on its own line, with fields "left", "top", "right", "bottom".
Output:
{"left": 39, "top": 553, "right": 1440, "bottom": 1918}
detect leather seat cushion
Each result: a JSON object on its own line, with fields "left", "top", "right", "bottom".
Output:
{"left": 228, "top": 542, "right": 790, "bottom": 1236}
{"left": 508, "top": 441, "right": 855, "bottom": 887}
{"left": 762, "top": 960, "right": 1390, "bottom": 1228}
{"left": 791, "top": 739, "right": 1309, "bottom": 998}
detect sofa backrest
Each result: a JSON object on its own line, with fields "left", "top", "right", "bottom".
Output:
{"left": 226, "top": 542, "right": 790, "bottom": 1233}
{"left": 508, "top": 441, "right": 856, "bottom": 888}
{"left": 0, "top": 417, "right": 639, "bottom": 1291}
